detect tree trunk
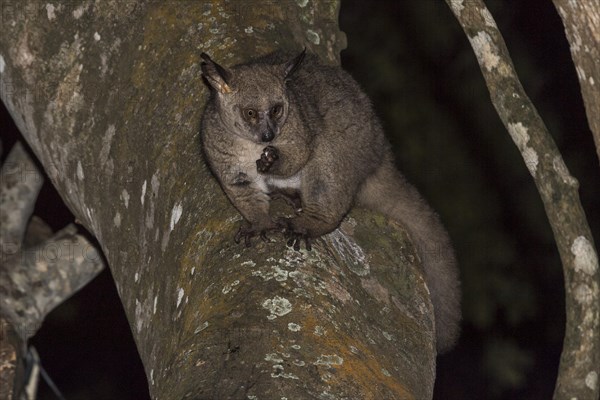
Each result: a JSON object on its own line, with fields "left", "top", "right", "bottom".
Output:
{"left": 0, "top": 1, "right": 437, "bottom": 398}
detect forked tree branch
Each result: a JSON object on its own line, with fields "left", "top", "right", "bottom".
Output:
{"left": 445, "top": 1, "right": 600, "bottom": 399}
{"left": 0, "top": 143, "right": 105, "bottom": 397}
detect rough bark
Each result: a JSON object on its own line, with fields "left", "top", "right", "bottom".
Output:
{"left": 445, "top": 1, "right": 600, "bottom": 399}
{"left": 0, "top": 318, "right": 19, "bottom": 400}
{"left": 0, "top": 143, "right": 43, "bottom": 255}
{"left": 551, "top": 0, "right": 600, "bottom": 166}
{"left": 0, "top": 141, "right": 105, "bottom": 398}
{"left": 0, "top": 222, "right": 105, "bottom": 340}
{"left": 0, "top": 1, "right": 438, "bottom": 398}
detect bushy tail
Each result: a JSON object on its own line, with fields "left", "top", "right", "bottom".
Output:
{"left": 357, "top": 154, "right": 461, "bottom": 353}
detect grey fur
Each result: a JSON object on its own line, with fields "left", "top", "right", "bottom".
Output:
{"left": 200, "top": 51, "right": 461, "bottom": 353}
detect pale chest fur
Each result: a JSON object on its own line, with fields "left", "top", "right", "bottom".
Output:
{"left": 230, "top": 138, "right": 302, "bottom": 194}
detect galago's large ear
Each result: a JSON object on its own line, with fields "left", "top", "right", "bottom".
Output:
{"left": 200, "top": 53, "right": 233, "bottom": 94}
{"left": 283, "top": 48, "right": 306, "bottom": 80}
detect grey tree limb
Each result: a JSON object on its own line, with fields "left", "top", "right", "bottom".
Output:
{"left": 0, "top": 1, "right": 439, "bottom": 398}
{"left": 0, "top": 142, "right": 43, "bottom": 257}
{"left": 445, "top": 1, "right": 600, "bottom": 399}
{"left": 0, "top": 142, "right": 44, "bottom": 400}
{"left": 0, "top": 140, "right": 106, "bottom": 340}
{"left": 551, "top": 0, "right": 600, "bottom": 166}
{"left": 0, "top": 139, "right": 105, "bottom": 399}
{"left": 0, "top": 223, "right": 105, "bottom": 340}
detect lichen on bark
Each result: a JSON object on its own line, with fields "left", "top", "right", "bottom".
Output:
{"left": 1, "top": 1, "right": 436, "bottom": 398}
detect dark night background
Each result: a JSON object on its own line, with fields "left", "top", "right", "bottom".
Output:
{"left": 1, "top": 1, "right": 599, "bottom": 399}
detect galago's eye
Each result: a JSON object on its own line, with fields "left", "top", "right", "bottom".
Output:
{"left": 242, "top": 108, "right": 258, "bottom": 122}
{"left": 270, "top": 104, "right": 283, "bottom": 119}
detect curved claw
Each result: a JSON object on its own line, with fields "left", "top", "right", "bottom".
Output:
{"left": 285, "top": 232, "right": 312, "bottom": 252}
{"left": 260, "top": 230, "right": 271, "bottom": 243}
{"left": 235, "top": 224, "right": 256, "bottom": 247}
{"left": 235, "top": 223, "right": 276, "bottom": 248}
{"left": 305, "top": 237, "right": 312, "bottom": 251}
{"left": 234, "top": 228, "right": 244, "bottom": 244}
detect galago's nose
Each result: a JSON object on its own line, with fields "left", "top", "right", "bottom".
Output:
{"left": 261, "top": 129, "right": 274, "bottom": 143}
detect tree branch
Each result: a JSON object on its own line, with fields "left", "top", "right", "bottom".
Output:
{"left": 445, "top": 1, "right": 599, "bottom": 399}
{"left": 0, "top": 142, "right": 105, "bottom": 396}
{"left": 0, "top": 142, "right": 43, "bottom": 256}
{"left": 0, "top": 1, "right": 438, "bottom": 398}
{"left": 551, "top": 0, "right": 600, "bottom": 166}
{"left": 0, "top": 223, "right": 105, "bottom": 340}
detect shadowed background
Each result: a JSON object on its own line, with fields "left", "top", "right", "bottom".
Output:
{"left": 1, "top": 0, "right": 598, "bottom": 399}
